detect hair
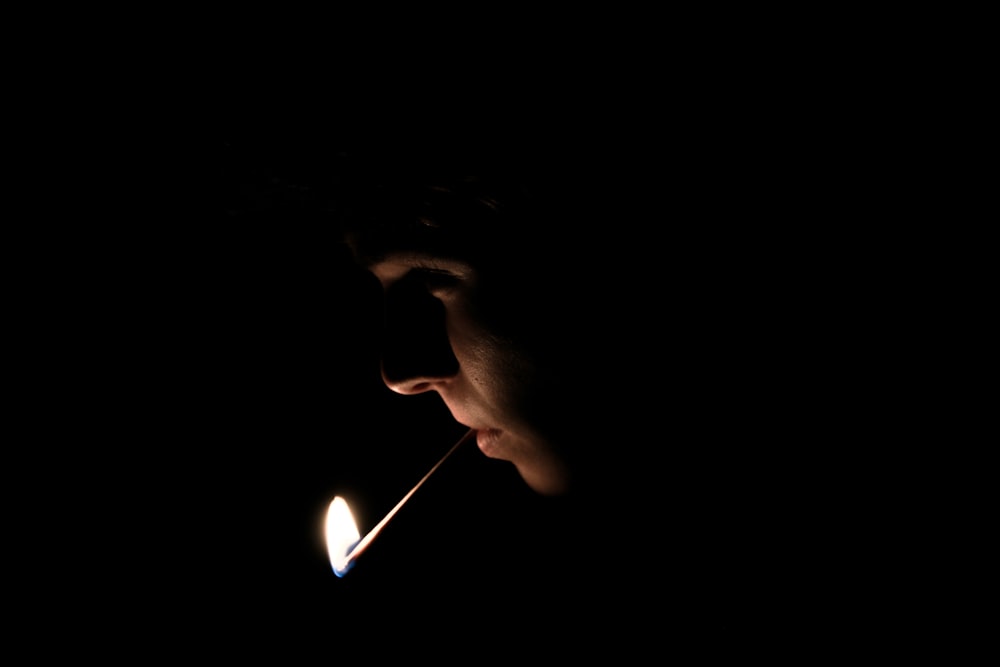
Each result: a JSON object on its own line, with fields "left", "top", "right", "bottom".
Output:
{"left": 331, "top": 148, "right": 561, "bottom": 264}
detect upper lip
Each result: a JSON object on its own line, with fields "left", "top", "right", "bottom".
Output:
{"left": 439, "top": 399, "right": 497, "bottom": 434}
{"left": 449, "top": 413, "right": 487, "bottom": 432}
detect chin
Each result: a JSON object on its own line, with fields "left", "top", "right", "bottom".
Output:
{"left": 516, "top": 461, "right": 572, "bottom": 496}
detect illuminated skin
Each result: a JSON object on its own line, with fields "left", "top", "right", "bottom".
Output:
{"left": 364, "top": 247, "right": 575, "bottom": 496}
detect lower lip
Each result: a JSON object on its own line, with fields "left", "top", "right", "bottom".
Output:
{"left": 476, "top": 428, "right": 503, "bottom": 457}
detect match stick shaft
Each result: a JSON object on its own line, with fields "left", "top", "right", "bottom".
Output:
{"left": 344, "top": 428, "right": 475, "bottom": 563}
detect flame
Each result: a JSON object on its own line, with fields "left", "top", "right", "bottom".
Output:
{"left": 325, "top": 496, "right": 360, "bottom": 577}
{"left": 324, "top": 430, "right": 476, "bottom": 578}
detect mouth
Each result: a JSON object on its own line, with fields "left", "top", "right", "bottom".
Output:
{"left": 475, "top": 428, "right": 504, "bottom": 458}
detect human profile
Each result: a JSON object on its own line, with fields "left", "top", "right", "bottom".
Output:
{"left": 325, "top": 142, "right": 849, "bottom": 649}
{"left": 333, "top": 146, "right": 636, "bottom": 500}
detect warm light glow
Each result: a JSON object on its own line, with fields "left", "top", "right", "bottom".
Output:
{"left": 326, "top": 496, "right": 360, "bottom": 577}
{"left": 324, "top": 429, "right": 476, "bottom": 578}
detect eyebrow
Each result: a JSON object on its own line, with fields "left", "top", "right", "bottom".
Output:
{"left": 363, "top": 251, "right": 473, "bottom": 276}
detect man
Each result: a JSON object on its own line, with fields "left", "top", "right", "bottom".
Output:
{"left": 330, "top": 144, "right": 851, "bottom": 652}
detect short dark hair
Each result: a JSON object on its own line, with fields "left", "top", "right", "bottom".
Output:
{"left": 331, "top": 148, "right": 560, "bottom": 267}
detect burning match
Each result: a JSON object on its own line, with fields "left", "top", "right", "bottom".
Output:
{"left": 326, "top": 428, "right": 475, "bottom": 577}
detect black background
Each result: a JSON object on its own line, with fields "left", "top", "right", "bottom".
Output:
{"left": 26, "top": 135, "right": 909, "bottom": 657}
{"left": 13, "top": 35, "right": 960, "bottom": 653}
{"left": 46, "top": 139, "right": 572, "bottom": 652}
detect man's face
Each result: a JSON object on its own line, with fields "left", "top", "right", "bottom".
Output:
{"left": 365, "top": 247, "right": 574, "bottom": 496}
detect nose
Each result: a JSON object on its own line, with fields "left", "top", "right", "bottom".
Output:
{"left": 380, "top": 279, "right": 459, "bottom": 395}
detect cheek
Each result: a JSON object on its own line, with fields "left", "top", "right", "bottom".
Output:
{"left": 449, "top": 319, "right": 533, "bottom": 396}
{"left": 451, "top": 330, "right": 507, "bottom": 386}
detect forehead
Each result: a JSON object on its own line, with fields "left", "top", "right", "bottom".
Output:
{"left": 338, "top": 171, "right": 541, "bottom": 277}
{"left": 343, "top": 191, "right": 504, "bottom": 271}
{"left": 347, "top": 223, "right": 477, "bottom": 268}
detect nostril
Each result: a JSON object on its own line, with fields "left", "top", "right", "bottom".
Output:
{"left": 380, "top": 362, "right": 446, "bottom": 395}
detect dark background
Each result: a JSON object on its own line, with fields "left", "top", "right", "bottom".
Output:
{"left": 16, "top": 38, "right": 954, "bottom": 651}
{"left": 55, "top": 140, "right": 562, "bottom": 651}
{"left": 114, "top": 140, "right": 773, "bottom": 647}
{"left": 31, "top": 135, "right": 907, "bottom": 656}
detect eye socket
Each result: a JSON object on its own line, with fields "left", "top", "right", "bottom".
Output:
{"left": 369, "top": 256, "right": 471, "bottom": 297}
{"left": 415, "top": 268, "right": 460, "bottom": 293}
